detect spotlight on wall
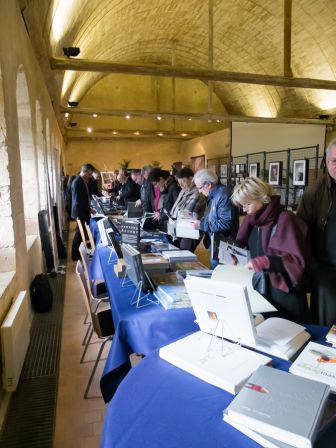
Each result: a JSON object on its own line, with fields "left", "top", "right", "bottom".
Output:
{"left": 68, "top": 101, "right": 78, "bottom": 107}
{"left": 63, "top": 47, "right": 80, "bottom": 58}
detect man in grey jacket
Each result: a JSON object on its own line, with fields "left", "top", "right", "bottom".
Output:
{"left": 297, "top": 139, "right": 336, "bottom": 326}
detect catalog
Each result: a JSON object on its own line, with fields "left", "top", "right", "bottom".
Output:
{"left": 225, "top": 365, "right": 330, "bottom": 448}
{"left": 326, "top": 325, "right": 336, "bottom": 345}
{"left": 159, "top": 331, "right": 271, "bottom": 394}
{"left": 289, "top": 341, "right": 336, "bottom": 393}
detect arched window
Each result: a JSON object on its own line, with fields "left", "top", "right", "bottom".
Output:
{"left": 0, "top": 68, "right": 15, "bottom": 271}
{"left": 16, "top": 66, "right": 40, "bottom": 236}
{"left": 35, "top": 101, "right": 47, "bottom": 209}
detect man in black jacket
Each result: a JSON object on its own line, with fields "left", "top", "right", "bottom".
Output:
{"left": 116, "top": 169, "right": 140, "bottom": 207}
{"left": 71, "top": 163, "right": 94, "bottom": 260}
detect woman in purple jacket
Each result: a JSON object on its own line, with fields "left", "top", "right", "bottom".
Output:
{"left": 231, "top": 177, "right": 309, "bottom": 323}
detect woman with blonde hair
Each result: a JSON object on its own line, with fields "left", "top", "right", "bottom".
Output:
{"left": 231, "top": 177, "right": 309, "bottom": 323}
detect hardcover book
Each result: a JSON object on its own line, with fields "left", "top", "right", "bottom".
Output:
{"left": 289, "top": 341, "right": 336, "bottom": 393}
{"left": 226, "top": 365, "right": 330, "bottom": 448}
{"left": 326, "top": 325, "right": 336, "bottom": 345}
{"left": 159, "top": 331, "right": 271, "bottom": 394}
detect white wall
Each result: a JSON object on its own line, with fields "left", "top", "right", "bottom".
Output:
{"left": 232, "top": 122, "right": 326, "bottom": 156}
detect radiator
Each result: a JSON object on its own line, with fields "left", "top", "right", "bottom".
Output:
{"left": 1, "top": 291, "right": 31, "bottom": 391}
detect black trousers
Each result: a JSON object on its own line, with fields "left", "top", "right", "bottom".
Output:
{"left": 310, "top": 263, "right": 336, "bottom": 326}
{"left": 71, "top": 218, "right": 89, "bottom": 261}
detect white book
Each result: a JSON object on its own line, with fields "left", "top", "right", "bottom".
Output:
{"left": 161, "top": 250, "right": 197, "bottom": 262}
{"left": 175, "top": 218, "right": 200, "bottom": 240}
{"left": 218, "top": 240, "right": 251, "bottom": 266}
{"left": 223, "top": 410, "right": 294, "bottom": 448}
{"left": 289, "top": 341, "right": 336, "bottom": 393}
{"left": 184, "top": 275, "right": 309, "bottom": 360}
{"left": 159, "top": 331, "right": 271, "bottom": 394}
{"left": 211, "top": 265, "right": 277, "bottom": 314}
{"left": 325, "top": 325, "right": 336, "bottom": 344}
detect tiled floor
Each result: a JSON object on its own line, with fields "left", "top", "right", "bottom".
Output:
{"left": 54, "top": 225, "right": 210, "bottom": 447}
{"left": 54, "top": 226, "right": 111, "bottom": 448}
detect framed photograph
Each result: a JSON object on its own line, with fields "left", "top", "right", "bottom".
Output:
{"left": 101, "top": 171, "right": 115, "bottom": 189}
{"left": 220, "top": 164, "right": 228, "bottom": 178}
{"left": 191, "top": 155, "right": 205, "bottom": 173}
{"left": 235, "top": 164, "right": 240, "bottom": 174}
{"left": 249, "top": 162, "right": 259, "bottom": 178}
{"left": 268, "top": 161, "right": 282, "bottom": 186}
{"left": 231, "top": 164, "right": 236, "bottom": 175}
{"left": 220, "top": 177, "right": 228, "bottom": 186}
{"left": 293, "top": 159, "right": 309, "bottom": 187}
{"left": 239, "top": 164, "right": 246, "bottom": 174}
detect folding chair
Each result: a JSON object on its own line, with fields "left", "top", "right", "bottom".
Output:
{"left": 76, "top": 218, "right": 92, "bottom": 257}
{"left": 76, "top": 260, "right": 114, "bottom": 399}
{"left": 85, "top": 222, "right": 96, "bottom": 255}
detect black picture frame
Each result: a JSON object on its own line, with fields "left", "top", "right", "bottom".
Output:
{"left": 268, "top": 161, "right": 283, "bottom": 186}
{"left": 248, "top": 162, "right": 259, "bottom": 178}
{"left": 293, "top": 159, "right": 309, "bottom": 187}
{"left": 191, "top": 155, "right": 205, "bottom": 172}
{"left": 220, "top": 164, "right": 228, "bottom": 178}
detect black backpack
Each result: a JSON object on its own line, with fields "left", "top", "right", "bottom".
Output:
{"left": 30, "top": 274, "right": 53, "bottom": 313}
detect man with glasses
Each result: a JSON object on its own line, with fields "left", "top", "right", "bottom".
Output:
{"left": 297, "top": 139, "right": 336, "bottom": 325}
{"left": 193, "top": 168, "right": 238, "bottom": 269}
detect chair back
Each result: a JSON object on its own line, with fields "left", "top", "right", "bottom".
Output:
{"left": 76, "top": 260, "right": 104, "bottom": 338}
{"left": 79, "top": 242, "right": 94, "bottom": 295}
{"left": 85, "top": 222, "right": 95, "bottom": 254}
{"left": 77, "top": 218, "right": 89, "bottom": 250}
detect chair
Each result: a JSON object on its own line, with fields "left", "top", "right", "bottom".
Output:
{"left": 76, "top": 260, "right": 114, "bottom": 399}
{"left": 85, "top": 222, "right": 96, "bottom": 255}
{"left": 76, "top": 218, "right": 92, "bottom": 256}
{"left": 79, "top": 242, "right": 109, "bottom": 307}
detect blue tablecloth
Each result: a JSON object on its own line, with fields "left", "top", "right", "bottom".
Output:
{"left": 96, "top": 244, "right": 198, "bottom": 402}
{"left": 100, "top": 325, "right": 332, "bottom": 448}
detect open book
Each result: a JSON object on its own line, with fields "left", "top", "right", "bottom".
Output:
{"left": 218, "top": 240, "right": 250, "bottom": 265}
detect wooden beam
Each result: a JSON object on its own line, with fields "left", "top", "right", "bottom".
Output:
{"left": 284, "top": 0, "right": 293, "bottom": 77}
{"left": 208, "top": 0, "right": 214, "bottom": 113}
{"left": 51, "top": 56, "right": 336, "bottom": 90}
{"left": 60, "top": 106, "right": 334, "bottom": 126}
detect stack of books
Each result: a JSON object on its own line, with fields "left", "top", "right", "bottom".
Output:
{"left": 224, "top": 365, "right": 330, "bottom": 448}
{"left": 154, "top": 284, "right": 191, "bottom": 309}
{"left": 161, "top": 250, "right": 197, "bottom": 262}
{"left": 326, "top": 325, "right": 336, "bottom": 347}
{"left": 140, "top": 253, "right": 170, "bottom": 270}
{"left": 289, "top": 341, "right": 336, "bottom": 393}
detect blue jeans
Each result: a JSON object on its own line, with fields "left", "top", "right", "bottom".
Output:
{"left": 210, "top": 258, "right": 219, "bottom": 270}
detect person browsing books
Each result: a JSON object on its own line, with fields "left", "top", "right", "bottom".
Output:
{"left": 193, "top": 169, "right": 238, "bottom": 269}
{"left": 231, "top": 177, "right": 309, "bottom": 323}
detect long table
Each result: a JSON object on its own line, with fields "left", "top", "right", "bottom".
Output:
{"left": 95, "top": 244, "right": 198, "bottom": 402}
{"left": 100, "top": 325, "right": 336, "bottom": 448}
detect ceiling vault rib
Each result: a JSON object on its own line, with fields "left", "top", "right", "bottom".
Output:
{"left": 284, "top": 0, "right": 293, "bottom": 78}
{"left": 208, "top": 0, "right": 214, "bottom": 113}
{"left": 50, "top": 57, "right": 336, "bottom": 91}
{"left": 60, "top": 107, "right": 333, "bottom": 125}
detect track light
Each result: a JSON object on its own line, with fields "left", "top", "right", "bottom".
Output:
{"left": 63, "top": 47, "right": 80, "bottom": 58}
{"left": 68, "top": 101, "right": 78, "bottom": 107}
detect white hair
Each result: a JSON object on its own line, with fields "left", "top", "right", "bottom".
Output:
{"left": 193, "top": 168, "right": 218, "bottom": 186}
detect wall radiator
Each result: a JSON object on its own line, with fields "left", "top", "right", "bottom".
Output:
{"left": 1, "top": 291, "right": 31, "bottom": 391}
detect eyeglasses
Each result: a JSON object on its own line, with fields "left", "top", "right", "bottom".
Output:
{"left": 196, "top": 182, "right": 208, "bottom": 191}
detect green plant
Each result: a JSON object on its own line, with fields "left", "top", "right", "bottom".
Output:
{"left": 119, "top": 159, "right": 131, "bottom": 170}
{"left": 151, "top": 160, "right": 162, "bottom": 169}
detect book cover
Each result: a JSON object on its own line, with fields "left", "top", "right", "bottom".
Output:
{"left": 226, "top": 365, "right": 330, "bottom": 448}
{"left": 157, "top": 284, "right": 190, "bottom": 304}
{"left": 159, "top": 331, "right": 271, "bottom": 394}
{"left": 326, "top": 325, "right": 336, "bottom": 344}
{"left": 289, "top": 341, "right": 336, "bottom": 393}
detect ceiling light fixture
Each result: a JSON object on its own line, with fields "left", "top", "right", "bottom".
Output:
{"left": 112, "top": 130, "right": 118, "bottom": 135}
{"left": 63, "top": 47, "right": 80, "bottom": 58}
{"left": 134, "top": 131, "right": 140, "bottom": 135}
{"left": 68, "top": 101, "right": 78, "bottom": 107}
{"left": 158, "top": 132, "right": 163, "bottom": 137}
{"left": 181, "top": 133, "right": 188, "bottom": 137}
{"left": 125, "top": 114, "right": 131, "bottom": 119}
{"left": 87, "top": 127, "right": 92, "bottom": 133}
{"left": 216, "top": 119, "right": 220, "bottom": 123}
{"left": 69, "top": 122, "right": 77, "bottom": 127}
{"left": 93, "top": 113, "right": 98, "bottom": 118}
{"left": 157, "top": 116, "right": 162, "bottom": 120}
{"left": 188, "top": 118, "right": 192, "bottom": 121}
{"left": 65, "top": 112, "right": 69, "bottom": 118}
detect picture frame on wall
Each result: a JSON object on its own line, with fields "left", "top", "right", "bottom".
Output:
{"left": 248, "top": 162, "right": 259, "bottom": 178}
{"left": 220, "top": 178, "right": 228, "bottom": 186}
{"left": 220, "top": 164, "right": 228, "bottom": 178}
{"left": 268, "top": 161, "right": 282, "bottom": 186}
{"left": 191, "top": 155, "right": 205, "bottom": 173}
{"left": 235, "top": 164, "right": 240, "bottom": 174}
{"left": 293, "top": 159, "right": 309, "bottom": 187}
{"left": 239, "top": 164, "right": 246, "bottom": 174}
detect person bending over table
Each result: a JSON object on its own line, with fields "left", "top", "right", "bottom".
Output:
{"left": 193, "top": 168, "right": 238, "bottom": 269}
{"left": 231, "top": 177, "right": 309, "bottom": 323}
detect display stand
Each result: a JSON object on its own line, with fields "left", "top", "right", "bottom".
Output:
{"left": 121, "top": 264, "right": 158, "bottom": 308}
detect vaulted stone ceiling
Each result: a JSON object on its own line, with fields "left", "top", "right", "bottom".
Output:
{"left": 20, "top": 0, "right": 336, "bottom": 139}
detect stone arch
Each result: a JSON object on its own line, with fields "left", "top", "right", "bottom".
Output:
{"left": 35, "top": 101, "right": 47, "bottom": 209}
{"left": 0, "top": 67, "right": 15, "bottom": 271}
{"left": 16, "top": 65, "right": 40, "bottom": 236}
